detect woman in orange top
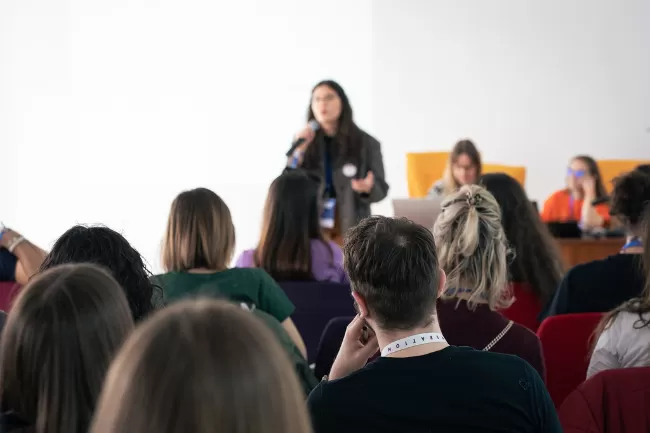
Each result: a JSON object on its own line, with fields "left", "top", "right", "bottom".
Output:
{"left": 541, "top": 155, "right": 610, "bottom": 228}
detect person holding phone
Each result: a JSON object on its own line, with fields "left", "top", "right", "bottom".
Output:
{"left": 540, "top": 155, "right": 610, "bottom": 229}
{"left": 287, "top": 80, "right": 389, "bottom": 241}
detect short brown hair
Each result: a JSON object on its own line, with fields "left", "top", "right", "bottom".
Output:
{"left": 162, "top": 188, "right": 235, "bottom": 272}
{"left": 0, "top": 263, "right": 134, "bottom": 433}
{"left": 90, "top": 299, "right": 312, "bottom": 433}
{"left": 343, "top": 216, "right": 440, "bottom": 330}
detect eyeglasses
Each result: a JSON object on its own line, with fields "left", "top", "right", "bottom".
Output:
{"left": 567, "top": 168, "right": 586, "bottom": 178}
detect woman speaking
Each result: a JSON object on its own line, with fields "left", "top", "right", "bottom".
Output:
{"left": 286, "top": 80, "right": 388, "bottom": 241}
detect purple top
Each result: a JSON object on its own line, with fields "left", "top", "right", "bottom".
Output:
{"left": 235, "top": 240, "right": 348, "bottom": 283}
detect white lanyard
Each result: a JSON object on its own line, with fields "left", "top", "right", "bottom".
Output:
{"left": 381, "top": 332, "right": 446, "bottom": 357}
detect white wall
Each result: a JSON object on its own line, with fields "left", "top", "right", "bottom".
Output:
{"left": 0, "top": 0, "right": 373, "bottom": 271}
{"left": 2, "top": 0, "right": 649, "bottom": 270}
{"left": 371, "top": 0, "right": 650, "bottom": 216}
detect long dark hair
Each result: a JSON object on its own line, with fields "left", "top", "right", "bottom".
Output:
{"left": 572, "top": 155, "right": 608, "bottom": 200}
{"left": 0, "top": 263, "right": 134, "bottom": 433}
{"left": 301, "top": 80, "right": 362, "bottom": 168}
{"left": 480, "top": 173, "right": 564, "bottom": 304}
{"left": 39, "top": 225, "right": 161, "bottom": 322}
{"left": 255, "top": 170, "right": 332, "bottom": 281}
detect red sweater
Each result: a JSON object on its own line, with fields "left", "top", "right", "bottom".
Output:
{"left": 559, "top": 367, "right": 650, "bottom": 433}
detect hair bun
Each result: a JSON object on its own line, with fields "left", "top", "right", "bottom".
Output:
{"left": 467, "top": 191, "right": 482, "bottom": 207}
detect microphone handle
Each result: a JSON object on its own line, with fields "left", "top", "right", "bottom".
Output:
{"left": 285, "top": 137, "right": 307, "bottom": 157}
{"left": 591, "top": 196, "right": 610, "bottom": 206}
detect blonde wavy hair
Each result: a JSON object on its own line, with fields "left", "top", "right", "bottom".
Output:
{"left": 433, "top": 185, "right": 513, "bottom": 311}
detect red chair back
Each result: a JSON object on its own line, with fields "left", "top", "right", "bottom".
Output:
{"left": 501, "top": 282, "right": 542, "bottom": 332}
{"left": 0, "top": 282, "right": 19, "bottom": 312}
{"left": 560, "top": 367, "right": 650, "bottom": 432}
{"left": 537, "top": 312, "right": 604, "bottom": 407}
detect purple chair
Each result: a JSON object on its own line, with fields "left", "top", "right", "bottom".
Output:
{"left": 314, "top": 316, "right": 353, "bottom": 378}
{"left": 279, "top": 282, "right": 355, "bottom": 363}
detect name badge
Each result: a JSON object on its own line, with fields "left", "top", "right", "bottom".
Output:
{"left": 342, "top": 163, "right": 357, "bottom": 178}
{"left": 320, "top": 198, "right": 336, "bottom": 229}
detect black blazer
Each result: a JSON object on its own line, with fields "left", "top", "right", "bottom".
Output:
{"left": 287, "top": 128, "right": 389, "bottom": 233}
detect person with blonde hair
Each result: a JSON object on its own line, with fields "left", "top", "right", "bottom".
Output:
{"left": 153, "top": 188, "right": 307, "bottom": 359}
{"left": 307, "top": 216, "right": 560, "bottom": 433}
{"left": 428, "top": 139, "right": 481, "bottom": 197}
{"left": 433, "top": 185, "right": 545, "bottom": 378}
{"left": 90, "top": 299, "right": 312, "bottom": 433}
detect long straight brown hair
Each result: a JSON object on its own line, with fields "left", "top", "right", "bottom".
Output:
{"left": 0, "top": 264, "right": 134, "bottom": 433}
{"left": 442, "top": 140, "right": 482, "bottom": 195}
{"left": 90, "top": 299, "right": 312, "bottom": 433}
{"left": 255, "top": 170, "right": 332, "bottom": 281}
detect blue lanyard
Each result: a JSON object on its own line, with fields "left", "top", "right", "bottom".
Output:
{"left": 621, "top": 238, "right": 642, "bottom": 251}
{"left": 324, "top": 144, "right": 333, "bottom": 195}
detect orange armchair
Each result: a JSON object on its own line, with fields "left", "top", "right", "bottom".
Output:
{"left": 406, "top": 152, "right": 449, "bottom": 198}
{"left": 597, "top": 159, "right": 650, "bottom": 193}
{"left": 482, "top": 164, "right": 527, "bottom": 187}
{"left": 406, "top": 152, "right": 526, "bottom": 198}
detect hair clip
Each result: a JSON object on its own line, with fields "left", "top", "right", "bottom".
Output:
{"left": 466, "top": 192, "right": 482, "bottom": 207}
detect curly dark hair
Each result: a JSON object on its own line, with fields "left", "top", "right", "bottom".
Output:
{"left": 480, "top": 173, "right": 564, "bottom": 304}
{"left": 609, "top": 169, "right": 650, "bottom": 229}
{"left": 39, "top": 225, "right": 161, "bottom": 322}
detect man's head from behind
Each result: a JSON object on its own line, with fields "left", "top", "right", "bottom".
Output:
{"left": 343, "top": 216, "right": 444, "bottom": 332}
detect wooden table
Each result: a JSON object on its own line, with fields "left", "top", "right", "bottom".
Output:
{"left": 555, "top": 237, "right": 624, "bottom": 270}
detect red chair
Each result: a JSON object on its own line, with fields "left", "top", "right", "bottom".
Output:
{"left": 537, "top": 312, "right": 604, "bottom": 407}
{"left": 560, "top": 367, "right": 650, "bottom": 433}
{"left": 0, "top": 282, "right": 19, "bottom": 312}
{"left": 501, "top": 282, "right": 542, "bottom": 332}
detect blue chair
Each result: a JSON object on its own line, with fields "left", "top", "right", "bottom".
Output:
{"left": 279, "top": 282, "right": 355, "bottom": 363}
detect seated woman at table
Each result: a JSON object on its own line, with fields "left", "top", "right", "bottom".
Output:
{"left": 427, "top": 139, "right": 481, "bottom": 197}
{"left": 152, "top": 187, "right": 307, "bottom": 358}
{"left": 433, "top": 185, "right": 545, "bottom": 379}
{"left": 236, "top": 170, "right": 347, "bottom": 283}
{"left": 587, "top": 207, "right": 650, "bottom": 378}
{"left": 480, "top": 173, "right": 564, "bottom": 331}
{"left": 541, "top": 169, "right": 650, "bottom": 319}
{"left": 540, "top": 155, "right": 610, "bottom": 229}
{"left": 0, "top": 226, "right": 47, "bottom": 285}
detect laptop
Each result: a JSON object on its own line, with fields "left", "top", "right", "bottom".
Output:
{"left": 392, "top": 197, "right": 444, "bottom": 230}
{"left": 546, "top": 222, "right": 582, "bottom": 239}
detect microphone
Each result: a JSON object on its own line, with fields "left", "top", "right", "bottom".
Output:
{"left": 285, "top": 120, "right": 320, "bottom": 157}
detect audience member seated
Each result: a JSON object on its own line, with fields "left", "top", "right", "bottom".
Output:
{"left": 427, "top": 139, "right": 481, "bottom": 197}
{"left": 236, "top": 170, "right": 347, "bottom": 283}
{"left": 433, "top": 185, "right": 546, "bottom": 378}
{"left": 0, "top": 264, "right": 134, "bottom": 433}
{"left": 38, "top": 225, "right": 161, "bottom": 322}
{"left": 541, "top": 169, "right": 650, "bottom": 319}
{"left": 307, "top": 216, "right": 560, "bottom": 433}
{"left": 0, "top": 226, "right": 47, "bottom": 285}
{"left": 481, "top": 173, "right": 564, "bottom": 331}
{"left": 540, "top": 155, "right": 609, "bottom": 229}
{"left": 587, "top": 208, "right": 650, "bottom": 378}
{"left": 560, "top": 367, "right": 650, "bottom": 433}
{"left": 90, "top": 299, "right": 311, "bottom": 433}
{"left": 152, "top": 187, "right": 307, "bottom": 358}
